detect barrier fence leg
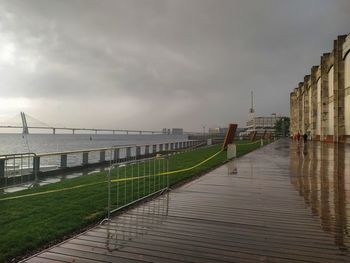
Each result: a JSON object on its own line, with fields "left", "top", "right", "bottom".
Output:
{"left": 117, "top": 165, "right": 119, "bottom": 211}
{"left": 167, "top": 158, "right": 169, "bottom": 189}
{"left": 107, "top": 163, "right": 111, "bottom": 220}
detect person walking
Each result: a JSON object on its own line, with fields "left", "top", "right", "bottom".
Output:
{"left": 303, "top": 133, "right": 308, "bottom": 143}
{"left": 302, "top": 133, "right": 308, "bottom": 155}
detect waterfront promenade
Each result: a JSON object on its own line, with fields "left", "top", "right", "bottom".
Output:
{"left": 24, "top": 139, "right": 350, "bottom": 262}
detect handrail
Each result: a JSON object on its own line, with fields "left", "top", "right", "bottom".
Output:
{"left": 0, "top": 152, "right": 36, "bottom": 160}
{"left": 0, "top": 140, "right": 198, "bottom": 160}
{"left": 0, "top": 139, "right": 203, "bottom": 184}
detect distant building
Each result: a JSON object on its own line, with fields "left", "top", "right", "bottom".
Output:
{"left": 171, "top": 128, "right": 183, "bottom": 135}
{"left": 242, "top": 114, "right": 285, "bottom": 136}
{"left": 162, "top": 128, "right": 171, "bottom": 134}
{"left": 208, "top": 127, "right": 228, "bottom": 135}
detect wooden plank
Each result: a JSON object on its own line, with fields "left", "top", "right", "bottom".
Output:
{"left": 24, "top": 140, "right": 350, "bottom": 263}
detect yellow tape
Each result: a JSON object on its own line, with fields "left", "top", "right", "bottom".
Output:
{"left": 157, "top": 149, "right": 223, "bottom": 175}
{"left": 0, "top": 149, "right": 224, "bottom": 202}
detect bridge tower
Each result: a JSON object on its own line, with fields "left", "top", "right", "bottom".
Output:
{"left": 20, "top": 112, "right": 29, "bottom": 134}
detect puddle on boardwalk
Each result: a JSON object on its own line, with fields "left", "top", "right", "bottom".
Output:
{"left": 289, "top": 140, "right": 350, "bottom": 250}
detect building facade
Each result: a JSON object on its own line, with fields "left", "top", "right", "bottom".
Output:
{"left": 208, "top": 127, "right": 228, "bottom": 135}
{"left": 290, "top": 34, "right": 350, "bottom": 143}
{"left": 243, "top": 114, "right": 286, "bottom": 136}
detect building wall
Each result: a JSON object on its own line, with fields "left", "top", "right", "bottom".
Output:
{"left": 308, "top": 87, "right": 312, "bottom": 128}
{"left": 290, "top": 91, "right": 298, "bottom": 135}
{"left": 290, "top": 34, "right": 349, "bottom": 143}
{"left": 344, "top": 36, "right": 350, "bottom": 136}
{"left": 334, "top": 36, "right": 346, "bottom": 141}
{"left": 328, "top": 66, "right": 334, "bottom": 135}
{"left": 310, "top": 66, "right": 319, "bottom": 138}
{"left": 316, "top": 77, "right": 322, "bottom": 136}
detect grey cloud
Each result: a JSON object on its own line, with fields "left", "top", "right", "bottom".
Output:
{"left": 0, "top": 0, "right": 349, "bottom": 130}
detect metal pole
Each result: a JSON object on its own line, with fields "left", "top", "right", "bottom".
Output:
{"left": 143, "top": 160, "right": 146, "bottom": 197}
{"left": 124, "top": 165, "right": 127, "bottom": 205}
{"left": 137, "top": 160, "right": 140, "bottom": 199}
{"left": 107, "top": 160, "right": 111, "bottom": 220}
{"left": 167, "top": 158, "right": 169, "bottom": 189}
{"left": 148, "top": 158, "right": 151, "bottom": 195}
{"left": 131, "top": 162, "right": 134, "bottom": 201}
{"left": 116, "top": 163, "right": 119, "bottom": 209}
{"left": 153, "top": 158, "right": 156, "bottom": 192}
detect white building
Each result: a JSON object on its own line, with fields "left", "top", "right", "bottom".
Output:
{"left": 242, "top": 114, "right": 285, "bottom": 136}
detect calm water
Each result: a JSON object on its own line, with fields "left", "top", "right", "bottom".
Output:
{"left": 0, "top": 133, "right": 188, "bottom": 193}
{"left": 0, "top": 133, "right": 188, "bottom": 155}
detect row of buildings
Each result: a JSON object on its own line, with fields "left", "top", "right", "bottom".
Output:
{"left": 290, "top": 34, "right": 350, "bottom": 143}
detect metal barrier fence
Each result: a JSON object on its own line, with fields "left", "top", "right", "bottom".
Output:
{"left": 104, "top": 193, "right": 169, "bottom": 251}
{"left": 105, "top": 154, "right": 169, "bottom": 220}
{"left": 0, "top": 140, "right": 200, "bottom": 186}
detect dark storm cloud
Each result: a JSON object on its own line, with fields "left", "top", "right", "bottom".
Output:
{"left": 0, "top": 0, "right": 349, "bottom": 130}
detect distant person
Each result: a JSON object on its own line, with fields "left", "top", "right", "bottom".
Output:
{"left": 296, "top": 132, "right": 301, "bottom": 142}
{"left": 303, "top": 133, "right": 308, "bottom": 143}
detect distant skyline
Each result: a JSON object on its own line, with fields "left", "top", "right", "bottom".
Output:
{"left": 0, "top": 0, "right": 350, "bottom": 132}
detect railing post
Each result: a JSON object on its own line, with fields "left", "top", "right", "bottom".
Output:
{"left": 126, "top": 147, "right": 131, "bottom": 159}
{"left": 100, "top": 151, "right": 106, "bottom": 162}
{"left": 159, "top": 144, "right": 163, "bottom": 152}
{"left": 152, "top": 144, "right": 157, "bottom": 155}
{"left": 0, "top": 159, "right": 5, "bottom": 178}
{"left": 114, "top": 148, "right": 119, "bottom": 162}
{"left": 165, "top": 143, "right": 169, "bottom": 151}
{"left": 136, "top": 146, "right": 141, "bottom": 160}
{"left": 145, "top": 145, "right": 150, "bottom": 156}
{"left": 60, "top": 154, "right": 67, "bottom": 168}
{"left": 82, "top": 152, "right": 89, "bottom": 166}
{"left": 33, "top": 156, "right": 40, "bottom": 175}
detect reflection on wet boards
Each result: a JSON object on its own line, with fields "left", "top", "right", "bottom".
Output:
{"left": 227, "top": 160, "right": 237, "bottom": 175}
{"left": 227, "top": 144, "right": 237, "bottom": 159}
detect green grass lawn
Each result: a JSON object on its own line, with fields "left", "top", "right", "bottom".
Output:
{"left": 0, "top": 140, "right": 268, "bottom": 262}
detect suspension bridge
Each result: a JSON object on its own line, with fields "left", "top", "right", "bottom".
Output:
{"left": 0, "top": 112, "right": 163, "bottom": 135}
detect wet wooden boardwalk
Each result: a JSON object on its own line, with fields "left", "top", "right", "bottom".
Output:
{"left": 24, "top": 139, "right": 350, "bottom": 262}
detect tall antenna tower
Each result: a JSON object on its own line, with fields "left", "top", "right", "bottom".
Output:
{"left": 249, "top": 91, "right": 256, "bottom": 131}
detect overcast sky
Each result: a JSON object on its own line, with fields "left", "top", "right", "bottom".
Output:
{"left": 0, "top": 0, "right": 349, "bottom": 131}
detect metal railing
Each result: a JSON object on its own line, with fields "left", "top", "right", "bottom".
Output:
{"left": 0, "top": 140, "right": 201, "bottom": 186}
{"left": 104, "top": 193, "right": 169, "bottom": 251}
{"left": 104, "top": 154, "right": 169, "bottom": 221}
{"left": 0, "top": 152, "right": 36, "bottom": 177}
